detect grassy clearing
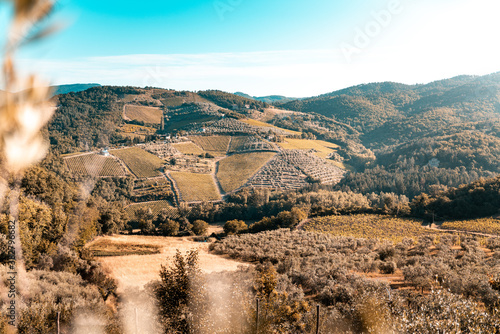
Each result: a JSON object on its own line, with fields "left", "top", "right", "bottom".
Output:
{"left": 217, "top": 152, "right": 276, "bottom": 193}
{"left": 87, "top": 238, "right": 161, "bottom": 257}
{"left": 189, "top": 135, "right": 231, "bottom": 153}
{"left": 441, "top": 218, "right": 500, "bottom": 235}
{"left": 172, "top": 142, "right": 205, "bottom": 155}
{"left": 65, "top": 154, "right": 127, "bottom": 177}
{"left": 90, "top": 234, "right": 248, "bottom": 291}
{"left": 125, "top": 200, "right": 179, "bottom": 220}
{"left": 170, "top": 172, "right": 221, "bottom": 202}
{"left": 277, "top": 138, "right": 339, "bottom": 159}
{"left": 304, "top": 214, "right": 448, "bottom": 243}
{"left": 242, "top": 119, "right": 301, "bottom": 135}
{"left": 111, "top": 147, "right": 164, "bottom": 178}
{"left": 124, "top": 105, "right": 163, "bottom": 124}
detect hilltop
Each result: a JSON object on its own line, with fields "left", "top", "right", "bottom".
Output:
{"left": 234, "top": 91, "right": 297, "bottom": 103}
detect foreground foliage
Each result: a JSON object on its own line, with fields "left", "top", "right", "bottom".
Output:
{"left": 210, "top": 229, "right": 500, "bottom": 333}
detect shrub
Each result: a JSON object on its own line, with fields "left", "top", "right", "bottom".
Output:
{"left": 223, "top": 219, "right": 247, "bottom": 235}
{"left": 158, "top": 219, "right": 179, "bottom": 236}
{"left": 192, "top": 220, "right": 209, "bottom": 236}
{"left": 379, "top": 261, "right": 396, "bottom": 274}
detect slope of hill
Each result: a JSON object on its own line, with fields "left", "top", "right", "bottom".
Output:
{"left": 199, "top": 90, "right": 269, "bottom": 109}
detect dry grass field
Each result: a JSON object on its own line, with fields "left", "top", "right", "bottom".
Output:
{"left": 110, "top": 147, "right": 165, "bottom": 178}
{"left": 87, "top": 238, "right": 161, "bottom": 257}
{"left": 277, "top": 138, "right": 339, "bottom": 159}
{"left": 172, "top": 142, "right": 205, "bottom": 155}
{"left": 217, "top": 152, "right": 276, "bottom": 193}
{"left": 89, "top": 233, "right": 248, "bottom": 291}
{"left": 124, "top": 105, "right": 163, "bottom": 124}
{"left": 170, "top": 171, "right": 221, "bottom": 202}
{"left": 64, "top": 153, "right": 127, "bottom": 177}
{"left": 241, "top": 118, "right": 301, "bottom": 135}
{"left": 303, "top": 214, "right": 450, "bottom": 243}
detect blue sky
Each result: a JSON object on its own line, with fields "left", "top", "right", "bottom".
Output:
{"left": 3, "top": 0, "right": 500, "bottom": 96}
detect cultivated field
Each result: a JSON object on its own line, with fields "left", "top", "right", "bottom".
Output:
{"left": 172, "top": 142, "right": 205, "bottom": 155}
{"left": 217, "top": 152, "right": 276, "bottom": 193}
{"left": 87, "top": 234, "right": 248, "bottom": 291}
{"left": 189, "top": 135, "right": 230, "bottom": 153}
{"left": 227, "top": 136, "right": 248, "bottom": 153}
{"left": 303, "top": 214, "right": 448, "bottom": 243}
{"left": 241, "top": 118, "right": 300, "bottom": 135}
{"left": 124, "top": 105, "right": 163, "bottom": 124}
{"left": 64, "top": 153, "right": 127, "bottom": 177}
{"left": 278, "top": 138, "right": 339, "bottom": 159}
{"left": 110, "top": 147, "right": 165, "bottom": 178}
{"left": 169, "top": 172, "right": 221, "bottom": 202}
{"left": 120, "top": 123, "right": 157, "bottom": 135}
{"left": 132, "top": 177, "right": 173, "bottom": 199}
{"left": 124, "top": 200, "right": 179, "bottom": 220}
{"left": 441, "top": 218, "right": 500, "bottom": 236}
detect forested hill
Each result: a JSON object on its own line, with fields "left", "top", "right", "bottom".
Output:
{"left": 279, "top": 73, "right": 500, "bottom": 148}
{"left": 234, "top": 92, "right": 296, "bottom": 103}
{"left": 46, "top": 73, "right": 500, "bottom": 204}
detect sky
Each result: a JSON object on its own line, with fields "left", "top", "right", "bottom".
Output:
{"left": 2, "top": 0, "right": 500, "bottom": 97}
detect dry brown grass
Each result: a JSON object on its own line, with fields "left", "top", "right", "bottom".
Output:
{"left": 89, "top": 233, "right": 248, "bottom": 292}
{"left": 124, "top": 105, "right": 163, "bottom": 124}
{"left": 87, "top": 239, "right": 161, "bottom": 257}
{"left": 170, "top": 171, "right": 221, "bottom": 202}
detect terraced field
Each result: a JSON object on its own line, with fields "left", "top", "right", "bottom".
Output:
{"left": 111, "top": 147, "right": 165, "bottom": 178}
{"left": 170, "top": 172, "right": 221, "bottom": 202}
{"left": 124, "top": 200, "right": 180, "bottom": 220}
{"left": 277, "top": 138, "right": 339, "bottom": 159}
{"left": 132, "top": 177, "right": 173, "bottom": 200}
{"left": 303, "top": 214, "right": 448, "bottom": 243}
{"left": 227, "top": 135, "right": 277, "bottom": 153}
{"left": 65, "top": 154, "right": 127, "bottom": 177}
{"left": 227, "top": 136, "right": 249, "bottom": 153}
{"left": 241, "top": 119, "right": 300, "bottom": 135}
{"left": 124, "top": 105, "right": 163, "bottom": 124}
{"left": 189, "top": 135, "right": 230, "bottom": 153}
{"left": 172, "top": 142, "right": 205, "bottom": 155}
{"left": 217, "top": 152, "right": 276, "bottom": 193}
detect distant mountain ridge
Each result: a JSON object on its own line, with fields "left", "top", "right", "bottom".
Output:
{"left": 51, "top": 83, "right": 101, "bottom": 96}
{"left": 234, "top": 92, "right": 298, "bottom": 103}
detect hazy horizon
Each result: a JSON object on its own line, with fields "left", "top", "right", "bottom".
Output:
{"left": 2, "top": 0, "right": 500, "bottom": 96}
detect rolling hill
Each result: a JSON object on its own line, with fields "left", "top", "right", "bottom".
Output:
{"left": 47, "top": 72, "right": 500, "bottom": 203}
{"left": 234, "top": 92, "right": 297, "bottom": 103}
{"left": 51, "top": 83, "right": 101, "bottom": 96}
